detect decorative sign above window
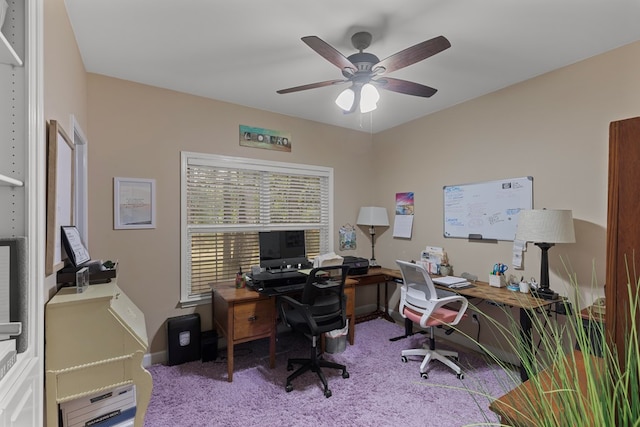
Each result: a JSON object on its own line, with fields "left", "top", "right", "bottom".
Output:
{"left": 239, "top": 124, "right": 291, "bottom": 152}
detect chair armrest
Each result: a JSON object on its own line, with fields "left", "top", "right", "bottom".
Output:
{"left": 429, "top": 295, "right": 468, "bottom": 326}
{"left": 278, "top": 295, "right": 319, "bottom": 331}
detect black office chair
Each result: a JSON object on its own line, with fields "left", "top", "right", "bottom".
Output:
{"left": 278, "top": 265, "right": 350, "bottom": 398}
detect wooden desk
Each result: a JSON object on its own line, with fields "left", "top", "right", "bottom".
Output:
{"left": 382, "top": 268, "right": 558, "bottom": 381}
{"left": 348, "top": 267, "right": 399, "bottom": 323}
{"left": 578, "top": 305, "right": 605, "bottom": 357}
{"left": 489, "top": 350, "right": 603, "bottom": 426}
{"left": 211, "top": 279, "right": 355, "bottom": 382}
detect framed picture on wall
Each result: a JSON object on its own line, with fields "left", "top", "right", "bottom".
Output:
{"left": 46, "top": 120, "right": 75, "bottom": 275}
{"left": 113, "top": 177, "right": 156, "bottom": 229}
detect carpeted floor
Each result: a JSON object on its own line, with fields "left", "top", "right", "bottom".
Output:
{"left": 144, "top": 318, "right": 518, "bottom": 427}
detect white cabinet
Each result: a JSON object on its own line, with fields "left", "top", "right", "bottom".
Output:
{"left": 45, "top": 281, "right": 153, "bottom": 427}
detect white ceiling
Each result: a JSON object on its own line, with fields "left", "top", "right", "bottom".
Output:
{"left": 64, "top": 0, "right": 640, "bottom": 134}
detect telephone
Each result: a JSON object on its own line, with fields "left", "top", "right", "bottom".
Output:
{"left": 592, "top": 297, "right": 606, "bottom": 315}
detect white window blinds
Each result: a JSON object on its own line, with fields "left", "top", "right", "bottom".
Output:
{"left": 180, "top": 152, "right": 332, "bottom": 305}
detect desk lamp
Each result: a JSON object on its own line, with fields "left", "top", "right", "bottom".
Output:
{"left": 515, "top": 209, "right": 575, "bottom": 300}
{"left": 357, "top": 206, "right": 389, "bottom": 268}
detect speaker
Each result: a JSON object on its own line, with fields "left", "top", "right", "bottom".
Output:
{"left": 167, "top": 314, "right": 201, "bottom": 366}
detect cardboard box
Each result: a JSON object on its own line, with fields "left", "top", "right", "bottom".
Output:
{"left": 60, "top": 384, "right": 136, "bottom": 427}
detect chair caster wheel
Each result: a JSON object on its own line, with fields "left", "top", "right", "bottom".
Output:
{"left": 456, "top": 373, "right": 464, "bottom": 380}
{"left": 342, "top": 370, "right": 350, "bottom": 379}
{"left": 287, "top": 364, "right": 293, "bottom": 371}
{"left": 421, "top": 372, "right": 429, "bottom": 379}
{"left": 286, "top": 384, "right": 293, "bottom": 392}
{"left": 324, "top": 389, "right": 332, "bottom": 398}
{"left": 401, "top": 356, "right": 408, "bottom": 363}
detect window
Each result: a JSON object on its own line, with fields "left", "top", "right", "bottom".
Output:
{"left": 180, "top": 152, "right": 333, "bottom": 305}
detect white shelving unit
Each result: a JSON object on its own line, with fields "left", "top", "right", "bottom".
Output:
{"left": 1, "top": 2, "right": 24, "bottom": 193}
{"left": 0, "top": 173, "right": 23, "bottom": 187}
{"left": 0, "top": 31, "right": 22, "bottom": 66}
{"left": 0, "top": 0, "right": 43, "bottom": 425}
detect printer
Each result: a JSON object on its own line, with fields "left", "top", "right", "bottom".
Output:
{"left": 342, "top": 256, "right": 369, "bottom": 275}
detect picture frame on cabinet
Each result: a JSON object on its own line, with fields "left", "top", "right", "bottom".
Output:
{"left": 46, "top": 120, "right": 75, "bottom": 275}
{"left": 113, "top": 177, "right": 156, "bottom": 229}
{"left": 60, "top": 225, "right": 90, "bottom": 267}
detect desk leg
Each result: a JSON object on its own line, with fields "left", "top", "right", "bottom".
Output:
{"left": 519, "top": 307, "right": 533, "bottom": 382}
{"left": 348, "top": 313, "right": 355, "bottom": 345}
{"left": 269, "top": 313, "right": 276, "bottom": 369}
{"left": 227, "top": 341, "right": 234, "bottom": 382}
{"left": 382, "top": 281, "right": 393, "bottom": 322}
{"left": 375, "top": 281, "right": 393, "bottom": 322}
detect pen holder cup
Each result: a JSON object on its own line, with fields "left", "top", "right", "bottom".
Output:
{"left": 489, "top": 274, "right": 507, "bottom": 288}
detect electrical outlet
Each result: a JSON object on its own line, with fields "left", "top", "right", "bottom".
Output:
{"left": 472, "top": 314, "right": 479, "bottom": 324}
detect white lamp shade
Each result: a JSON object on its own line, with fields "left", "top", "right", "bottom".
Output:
{"left": 335, "top": 88, "right": 355, "bottom": 111}
{"left": 515, "top": 209, "right": 576, "bottom": 243}
{"left": 357, "top": 206, "right": 389, "bottom": 227}
{"left": 359, "top": 84, "right": 379, "bottom": 113}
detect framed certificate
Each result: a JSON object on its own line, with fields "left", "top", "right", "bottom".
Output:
{"left": 113, "top": 177, "right": 156, "bottom": 229}
{"left": 60, "top": 225, "right": 90, "bottom": 266}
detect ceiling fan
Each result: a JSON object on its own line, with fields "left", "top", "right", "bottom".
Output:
{"left": 277, "top": 31, "right": 451, "bottom": 113}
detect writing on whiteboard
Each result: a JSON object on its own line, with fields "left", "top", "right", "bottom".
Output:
{"left": 443, "top": 177, "right": 533, "bottom": 241}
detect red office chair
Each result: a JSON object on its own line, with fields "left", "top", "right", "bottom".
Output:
{"left": 396, "top": 260, "right": 469, "bottom": 379}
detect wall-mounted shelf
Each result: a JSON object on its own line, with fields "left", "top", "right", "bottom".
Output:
{"left": 0, "top": 173, "right": 23, "bottom": 187}
{"left": 0, "top": 31, "right": 22, "bottom": 66}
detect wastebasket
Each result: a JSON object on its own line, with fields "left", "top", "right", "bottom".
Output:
{"left": 201, "top": 330, "right": 218, "bottom": 362}
{"left": 324, "top": 320, "right": 348, "bottom": 354}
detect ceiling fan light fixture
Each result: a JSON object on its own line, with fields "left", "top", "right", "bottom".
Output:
{"left": 360, "top": 83, "right": 379, "bottom": 113}
{"left": 335, "top": 88, "right": 355, "bottom": 111}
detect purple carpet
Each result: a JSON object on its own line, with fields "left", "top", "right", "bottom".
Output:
{"left": 144, "top": 319, "right": 517, "bottom": 426}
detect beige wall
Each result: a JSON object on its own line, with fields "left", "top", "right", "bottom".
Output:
{"left": 371, "top": 41, "right": 640, "bottom": 340}
{"left": 43, "top": 0, "right": 88, "bottom": 297}
{"left": 85, "top": 75, "right": 375, "bottom": 353}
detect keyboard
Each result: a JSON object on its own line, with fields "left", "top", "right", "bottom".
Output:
{"left": 268, "top": 268, "right": 299, "bottom": 274}
{"left": 272, "top": 283, "right": 305, "bottom": 293}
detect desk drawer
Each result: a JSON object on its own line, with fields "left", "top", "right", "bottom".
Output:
{"left": 233, "top": 300, "right": 273, "bottom": 340}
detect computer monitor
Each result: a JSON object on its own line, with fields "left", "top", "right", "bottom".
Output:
{"left": 259, "top": 230, "right": 307, "bottom": 269}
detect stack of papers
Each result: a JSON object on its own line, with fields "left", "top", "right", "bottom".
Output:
{"left": 432, "top": 276, "right": 471, "bottom": 289}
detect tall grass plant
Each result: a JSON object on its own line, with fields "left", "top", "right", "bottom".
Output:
{"left": 456, "top": 265, "right": 639, "bottom": 426}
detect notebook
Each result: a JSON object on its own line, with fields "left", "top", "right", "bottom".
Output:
{"left": 432, "top": 276, "right": 472, "bottom": 289}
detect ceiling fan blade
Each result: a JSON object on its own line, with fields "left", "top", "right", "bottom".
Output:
{"left": 277, "top": 79, "right": 347, "bottom": 94}
{"left": 374, "top": 77, "right": 438, "bottom": 97}
{"left": 302, "top": 36, "right": 357, "bottom": 74}
{"left": 373, "top": 35, "right": 451, "bottom": 75}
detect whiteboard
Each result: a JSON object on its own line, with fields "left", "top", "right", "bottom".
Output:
{"left": 443, "top": 176, "right": 533, "bottom": 241}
